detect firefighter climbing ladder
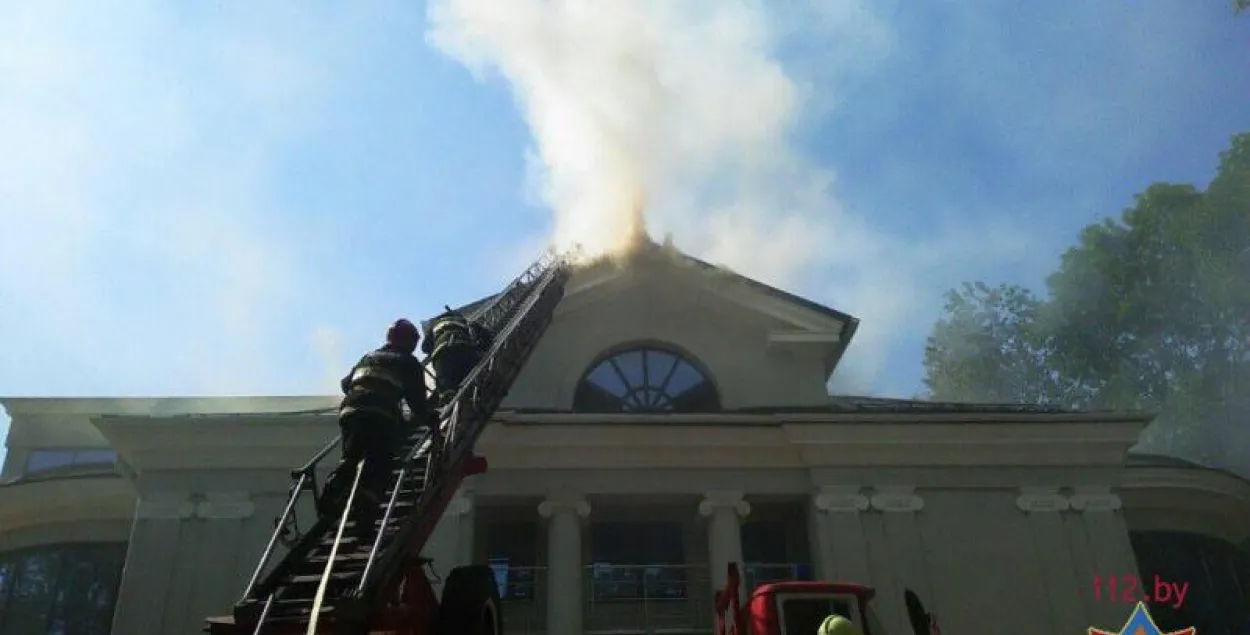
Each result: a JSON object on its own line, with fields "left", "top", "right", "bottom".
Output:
{"left": 205, "top": 252, "right": 573, "bottom": 635}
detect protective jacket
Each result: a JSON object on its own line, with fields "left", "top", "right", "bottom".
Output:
{"left": 339, "top": 344, "right": 428, "bottom": 423}
{"left": 422, "top": 311, "right": 493, "bottom": 358}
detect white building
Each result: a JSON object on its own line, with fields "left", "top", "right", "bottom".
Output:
{"left": 2, "top": 245, "right": 1248, "bottom": 635}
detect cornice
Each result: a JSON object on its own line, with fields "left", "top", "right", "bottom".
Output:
{"left": 0, "top": 475, "right": 136, "bottom": 534}
{"left": 93, "top": 414, "right": 338, "bottom": 472}
{"left": 88, "top": 411, "right": 1149, "bottom": 471}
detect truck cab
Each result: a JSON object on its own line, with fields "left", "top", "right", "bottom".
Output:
{"left": 716, "top": 564, "right": 936, "bottom": 635}
{"left": 748, "top": 581, "right": 878, "bottom": 635}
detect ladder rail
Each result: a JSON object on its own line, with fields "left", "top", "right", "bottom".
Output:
{"left": 213, "top": 251, "right": 573, "bottom": 635}
{"left": 245, "top": 432, "right": 343, "bottom": 603}
{"left": 350, "top": 256, "right": 570, "bottom": 610}
{"left": 305, "top": 460, "right": 366, "bottom": 635}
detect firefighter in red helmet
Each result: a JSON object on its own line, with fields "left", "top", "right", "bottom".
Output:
{"left": 319, "top": 319, "right": 432, "bottom": 538}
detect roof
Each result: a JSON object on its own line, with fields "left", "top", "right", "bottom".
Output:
{"left": 449, "top": 241, "right": 857, "bottom": 323}
{"left": 442, "top": 241, "right": 861, "bottom": 372}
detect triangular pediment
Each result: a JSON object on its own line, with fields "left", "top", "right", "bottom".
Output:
{"left": 556, "top": 242, "right": 858, "bottom": 338}
{"left": 480, "top": 242, "right": 861, "bottom": 411}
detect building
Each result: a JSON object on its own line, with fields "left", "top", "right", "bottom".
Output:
{"left": 2, "top": 244, "right": 1249, "bottom": 635}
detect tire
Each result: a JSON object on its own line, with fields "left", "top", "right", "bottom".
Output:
{"left": 436, "top": 565, "right": 503, "bottom": 635}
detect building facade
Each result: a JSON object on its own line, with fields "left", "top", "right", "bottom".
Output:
{"left": 2, "top": 247, "right": 1249, "bottom": 635}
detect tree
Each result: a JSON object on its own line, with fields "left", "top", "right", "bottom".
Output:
{"left": 924, "top": 133, "right": 1250, "bottom": 464}
{"left": 923, "top": 282, "right": 1074, "bottom": 404}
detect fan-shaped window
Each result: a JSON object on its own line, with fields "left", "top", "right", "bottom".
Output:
{"left": 574, "top": 346, "right": 720, "bottom": 413}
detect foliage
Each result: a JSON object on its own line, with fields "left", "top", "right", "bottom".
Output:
{"left": 923, "top": 133, "right": 1250, "bottom": 461}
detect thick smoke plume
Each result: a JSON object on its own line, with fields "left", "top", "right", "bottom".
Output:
{"left": 426, "top": 0, "right": 863, "bottom": 270}
{"left": 424, "top": 0, "right": 1037, "bottom": 393}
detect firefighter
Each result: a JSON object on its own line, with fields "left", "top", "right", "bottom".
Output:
{"left": 422, "top": 307, "right": 494, "bottom": 406}
{"left": 319, "top": 319, "right": 431, "bottom": 539}
{"left": 817, "top": 615, "right": 863, "bottom": 635}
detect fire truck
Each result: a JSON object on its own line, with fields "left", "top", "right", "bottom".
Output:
{"left": 204, "top": 253, "right": 942, "bottom": 635}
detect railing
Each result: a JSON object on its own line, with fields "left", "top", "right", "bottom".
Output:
{"left": 741, "top": 562, "right": 815, "bottom": 590}
{"left": 490, "top": 565, "right": 548, "bottom": 635}
{"left": 488, "top": 563, "right": 816, "bottom": 635}
{"left": 237, "top": 252, "right": 568, "bottom": 607}
{"left": 585, "top": 564, "right": 715, "bottom": 634}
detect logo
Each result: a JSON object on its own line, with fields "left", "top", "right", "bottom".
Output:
{"left": 1088, "top": 601, "right": 1195, "bottom": 635}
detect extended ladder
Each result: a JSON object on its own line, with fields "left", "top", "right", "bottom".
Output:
{"left": 205, "top": 252, "right": 572, "bottom": 635}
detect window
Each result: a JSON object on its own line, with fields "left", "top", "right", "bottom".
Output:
{"left": 741, "top": 521, "right": 813, "bottom": 588}
{"left": 486, "top": 522, "right": 538, "bottom": 600}
{"left": 1131, "top": 531, "right": 1250, "bottom": 635}
{"left": 573, "top": 346, "right": 720, "bottom": 413}
{"left": 590, "top": 522, "right": 686, "bottom": 601}
{"left": 0, "top": 542, "right": 128, "bottom": 635}
{"left": 24, "top": 449, "right": 118, "bottom": 477}
{"left": 779, "top": 595, "right": 859, "bottom": 635}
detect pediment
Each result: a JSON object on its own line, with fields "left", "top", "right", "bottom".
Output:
{"left": 557, "top": 244, "right": 857, "bottom": 339}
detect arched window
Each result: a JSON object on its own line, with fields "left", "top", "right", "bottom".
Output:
{"left": 0, "top": 542, "right": 128, "bottom": 634}
{"left": 573, "top": 345, "right": 721, "bottom": 413}
{"left": 1131, "top": 530, "right": 1250, "bottom": 635}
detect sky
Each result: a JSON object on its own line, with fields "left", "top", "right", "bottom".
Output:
{"left": 1, "top": 1, "right": 1248, "bottom": 465}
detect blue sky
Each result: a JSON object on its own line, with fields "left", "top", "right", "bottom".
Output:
{"left": 2, "top": 1, "right": 1248, "bottom": 464}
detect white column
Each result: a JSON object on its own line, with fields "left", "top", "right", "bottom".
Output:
{"left": 538, "top": 493, "right": 590, "bottom": 635}
{"left": 1070, "top": 486, "right": 1133, "bottom": 628}
{"left": 1016, "top": 486, "right": 1085, "bottom": 633}
{"left": 810, "top": 485, "right": 871, "bottom": 583}
{"left": 699, "top": 491, "right": 751, "bottom": 591}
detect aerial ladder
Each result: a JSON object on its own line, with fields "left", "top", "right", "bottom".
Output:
{"left": 205, "top": 252, "right": 573, "bottom": 635}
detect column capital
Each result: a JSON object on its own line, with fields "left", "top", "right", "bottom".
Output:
{"left": 538, "top": 493, "right": 590, "bottom": 519}
{"left": 698, "top": 491, "right": 751, "bottom": 518}
{"left": 813, "top": 485, "right": 870, "bottom": 513}
{"left": 1069, "top": 485, "right": 1122, "bottom": 513}
{"left": 1016, "top": 486, "right": 1070, "bottom": 512}
{"left": 868, "top": 486, "right": 924, "bottom": 512}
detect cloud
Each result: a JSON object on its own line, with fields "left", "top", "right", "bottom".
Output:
{"left": 424, "top": 0, "right": 1237, "bottom": 396}
{"left": 0, "top": 2, "right": 396, "bottom": 396}
{"left": 423, "top": 0, "right": 1038, "bottom": 392}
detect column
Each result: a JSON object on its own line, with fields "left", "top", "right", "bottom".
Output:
{"left": 538, "top": 493, "right": 590, "bottom": 635}
{"left": 864, "top": 486, "right": 926, "bottom": 635}
{"left": 1016, "top": 486, "right": 1085, "bottom": 632}
{"left": 698, "top": 491, "right": 751, "bottom": 591}
{"left": 1070, "top": 486, "right": 1134, "bottom": 627}
{"left": 810, "top": 485, "right": 871, "bottom": 583}
{"left": 112, "top": 490, "right": 259, "bottom": 635}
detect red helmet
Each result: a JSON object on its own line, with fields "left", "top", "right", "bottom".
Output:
{"left": 386, "top": 319, "right": 420, "bottom": 353}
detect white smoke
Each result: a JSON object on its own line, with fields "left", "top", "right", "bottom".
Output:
{"left": 427, "top": 1, "right": 879, "bottom": 267}
{"left": 424, "top": 0, "right": 1039, "bottom": 392}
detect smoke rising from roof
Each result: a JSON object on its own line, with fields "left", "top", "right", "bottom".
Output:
{"left": 426, "top": 0, "right": 854, "bottom": 269}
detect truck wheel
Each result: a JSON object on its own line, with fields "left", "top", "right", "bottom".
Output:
{"left": 437, "top": 565, "right": 502, "bottom": 635}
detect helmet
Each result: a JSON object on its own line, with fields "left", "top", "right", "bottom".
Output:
{"left": 386, "top": 319, "right": 420, "bottom": 353}
{"left": 818, "top": 616, "right": 862, "bottom": 635}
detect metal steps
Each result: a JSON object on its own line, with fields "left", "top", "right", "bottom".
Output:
{"left": 205, "top": 252, "right": 572, "bottom": 635}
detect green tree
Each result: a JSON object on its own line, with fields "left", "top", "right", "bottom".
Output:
{"left": 923, "top": 282, "right": 1074, "bottom": 404}
{"left": 924, "top": 133, "right": 1250, "bottom": 463}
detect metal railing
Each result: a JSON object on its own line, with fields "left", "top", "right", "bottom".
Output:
{"left": 487, "top": 563, "right": 816, "bottom": 635}
{"left": 490, "top": 565, "right": 548, "bottom": 635}
{"left": 741, "top": 562, "right": 815, "bottom": 590}
{"left": 585, "top": 564, "right": 715, "bottom": 634}
{"left": 227, "top": 250, "right": 572, "bottom": 634}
